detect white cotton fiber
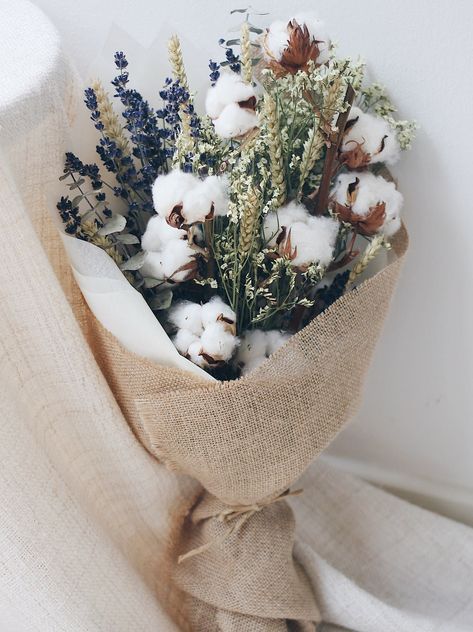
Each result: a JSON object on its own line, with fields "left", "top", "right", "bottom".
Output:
{"left": 293, "top": 13, "right": 331, "bottom": 64}
{"left": 201, "top": 295, "right": 236, "bottom": 329}
{"left": 141, "top": 215, "right": 186, "bottom": 252}
{"left": 181, "top": 175, "right": 229, "bottom": 223}
{"left": 237, "top": 330, "right": 269, "bottom": 365}
{"left": 264, "top": 20, "right": 290, "bottom": 61}
{"left": 213, "top": 102, "right": 259, "bottom": 139}
{"left": 168, "top": 300, "right": 204, "bottom": 336}
{"left": 200, "top": 322, "right": 239, "bottom": 361}
{"left": 173, "top": 328, "right": 199, "bottom": 355}
{"left": 237, "top": 328, "right": 292, "bottom": 376}
{"left": 205, "top": 72, "right": 257, "bottom": 119}
{"left": 342, "top": 106, "right": 400, "bottom": 166}
{"left": 263, "top": 202, "right": 339, "bottom": 267}
{"left": 160, "top": 240, "right": 197, "bottom": 281}
{"left": 263, "top": 202, "right": 309, "bottom": 246}
{"left": 140, "top": 251, "right": 166, "bottom": 280}
{"left": 187, "top": 340, "right": 206, "bottom": 367}
{"left": 290, "top": 215, "right": 339, "bottom": 267}
{"left": 331, "top": 171, "right": 403, "bottom": 237}
{"left": 265, "top": 14, "right": 331, "bottom": 65}
{"left": 265, "top": 330, "right": 291, "bottom": 355}
{"left": 241, "top": 355, "right": 267, "bottom": 376}
{"left": 152, "top": 169, "right": 196, "bottom": 218}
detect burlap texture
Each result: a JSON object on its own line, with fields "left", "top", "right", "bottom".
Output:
{"left": 73, "top": 224, "right": 407, "bottom": 630}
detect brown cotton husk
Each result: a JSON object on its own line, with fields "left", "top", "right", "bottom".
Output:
{"left": 267, "top": 20, "right": 323, "bottom": 77}
{"left": 332, "top": 200, "right": 387, "bottom": 236}
{"left": 72, "top": 225, "right": 408, "bottom": 630}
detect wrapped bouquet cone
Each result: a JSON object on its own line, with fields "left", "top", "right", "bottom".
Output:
{"left": 72, "top": 225, "right": 408, "bottom": 630}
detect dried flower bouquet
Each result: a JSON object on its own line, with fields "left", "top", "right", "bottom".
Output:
{"left": 58, "top": 11, "right": 415, "bottom": 381}
{"left": 58, "top": 11, "right": 413, "bottom": 629}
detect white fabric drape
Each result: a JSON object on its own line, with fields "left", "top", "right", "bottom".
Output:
{"left": 1, "top": 2, "right": 472, "bottom": 630}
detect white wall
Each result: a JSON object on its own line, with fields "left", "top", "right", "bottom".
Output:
{"left": 33, "top": 0, "right": 473, "bottom": 521}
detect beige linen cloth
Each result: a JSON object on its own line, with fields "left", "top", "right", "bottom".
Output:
{"left": 1, "top": 3, "right": 473, "bottom": 630}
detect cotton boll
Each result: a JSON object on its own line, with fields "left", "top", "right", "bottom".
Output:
{"left": 293, "top": 13, "right": 331, "bottom": 64}
{"left": 213, "top": 103, "right": 259, "bottom": 139}
{"left": 264, "top": 20, "right": 290, "bottom": 61}
{"left": 205, "top": 72, "right": 257, "bottom": 119}
{"left": 331, "top": 172, "right": 403, "bottom": 237}
{"left": 263, "top": 202, "right": 309, "bottom": 246}
{"left": 141, "top": 215, "right": 186, "bottom": 252}
{"left": 201, "top": 295, "right": 236, "bottom": 330}
{"left": 237, "top": 330, "right": 269, "bottom": 365}
{"left": 151, "top": 169, "right": 196, "bottom": 219}
{"left": 187, "top": 340, "right": 207, "bottom": 368}
{"left": 182, "top": 180, "right": 214, "bottom": 224}
{"left": 265, "top": 330, "right": 291, "bottom": 356}
{"left": 173, "top": 328, "right": 199, "bottom": 355}
{"left": 160, "top": 240, "right": 197, "bottom": 282}
{"left": 341, "top": 106, "right": 400, "bottom": 166}
{"left": 140, "top": 251, "right": 167, "bottom": 280}
{"left": 201, "top": 175, "right": 230, "bottom": 217}
{"left": 241, "top": 355, "right": 267, "bottom": 376}
{"left": 289, "top": 216, "right": 339, "bottom": 267}
{"left": 200, "top": 322, "right": 239, "bottom": 362}
{"left": 265, "top": 15, "right": 331, "bottom": 65}
{"left": 168, "top": 301, "right": 203, "bottom": 336}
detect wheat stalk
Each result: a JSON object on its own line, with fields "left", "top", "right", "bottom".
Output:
{"left": 168, "top": 35, "right": 188, "bottom": 89}
{"left": 91, "top": 80, "right": 130, "bottom": 156}
{"left": 298, "top": 120, "right": 324, "bottom": 194}
{"left": 80, "top": 221, "right": 123, "bottom": 266}
{"left": 240, "top": 22, "right": 252, "bottom": 84}
{"left": 264, "top": 94, "right": 285, "bottom": 207}
{"left": 347, "top": 235, "right": 389, "bottom": 285}
{"left": 239, "top": 185, "right": 261, "bottom": 256}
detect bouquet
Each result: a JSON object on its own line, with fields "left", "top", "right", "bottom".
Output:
{"left": 58, "top": 11, "right": 414, "bottom": 630}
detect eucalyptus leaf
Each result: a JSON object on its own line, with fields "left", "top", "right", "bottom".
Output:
{"left": 249, "top": 26, "right": 263, "bottom": 34}
{"left": 71, "top": 195, "right": 84, "bottom": 207}
{"left": 230, "top": 8, "right": 248, "bottom": 13}
{"left": 148, "top": 290, "right": 173, "bottom": 311}
{"left": 80, "top": 209, "right": 97, "bottom": 222}
{"left": 68, "top": 178, "right": 85, "bottom": 190}
{"left": 225, "top": 38, "right": 240, "bottom": 46}
{"left": 143, "top": 277, "right": 163, "bottom": 289}
{"left": 59, "top": 173, "right": 71, "bottom": 181}
{"left": 98, "top": 215, "right": 127, "bottom": 236}
{"left": 116, "top": 233, "right": 140, "bottom": 245}
{"left": 119, "top": 250, "right": 147, "bottom": 271}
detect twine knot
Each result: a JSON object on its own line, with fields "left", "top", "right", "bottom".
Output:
{"left": 178, "top": 488, "right": 303, "bottom": 564}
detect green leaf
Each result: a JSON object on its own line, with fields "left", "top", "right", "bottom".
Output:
{"left": 225, "top": 38, "right": 240, "bottom": 46}
{"left": 230, "top": 8, "right": 248, "bottom": 13}
{"left": 148, "top": 290, "right": 173, "bottom": 311}
{"left": 59, "top": 173, "right": 71, "bottom": 181}
{"left": 98, "top": 215, "right": 127, "bottom": 236}
{"left": 119, "top": 250, "right": 147, "bottom": 271}
{"left": 249, "top": 26, "right": 263, "bottom": 34}
{"left": 116, "top": 233, "right": 140, "bottom": 245}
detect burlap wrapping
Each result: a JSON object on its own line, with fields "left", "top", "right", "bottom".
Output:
{"left": 74, "top": 225, "right": 408, "bottom": 630}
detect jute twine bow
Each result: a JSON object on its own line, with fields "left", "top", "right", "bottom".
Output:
{"left": 178, "top": 488, "right": 303, "bottom": 564}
